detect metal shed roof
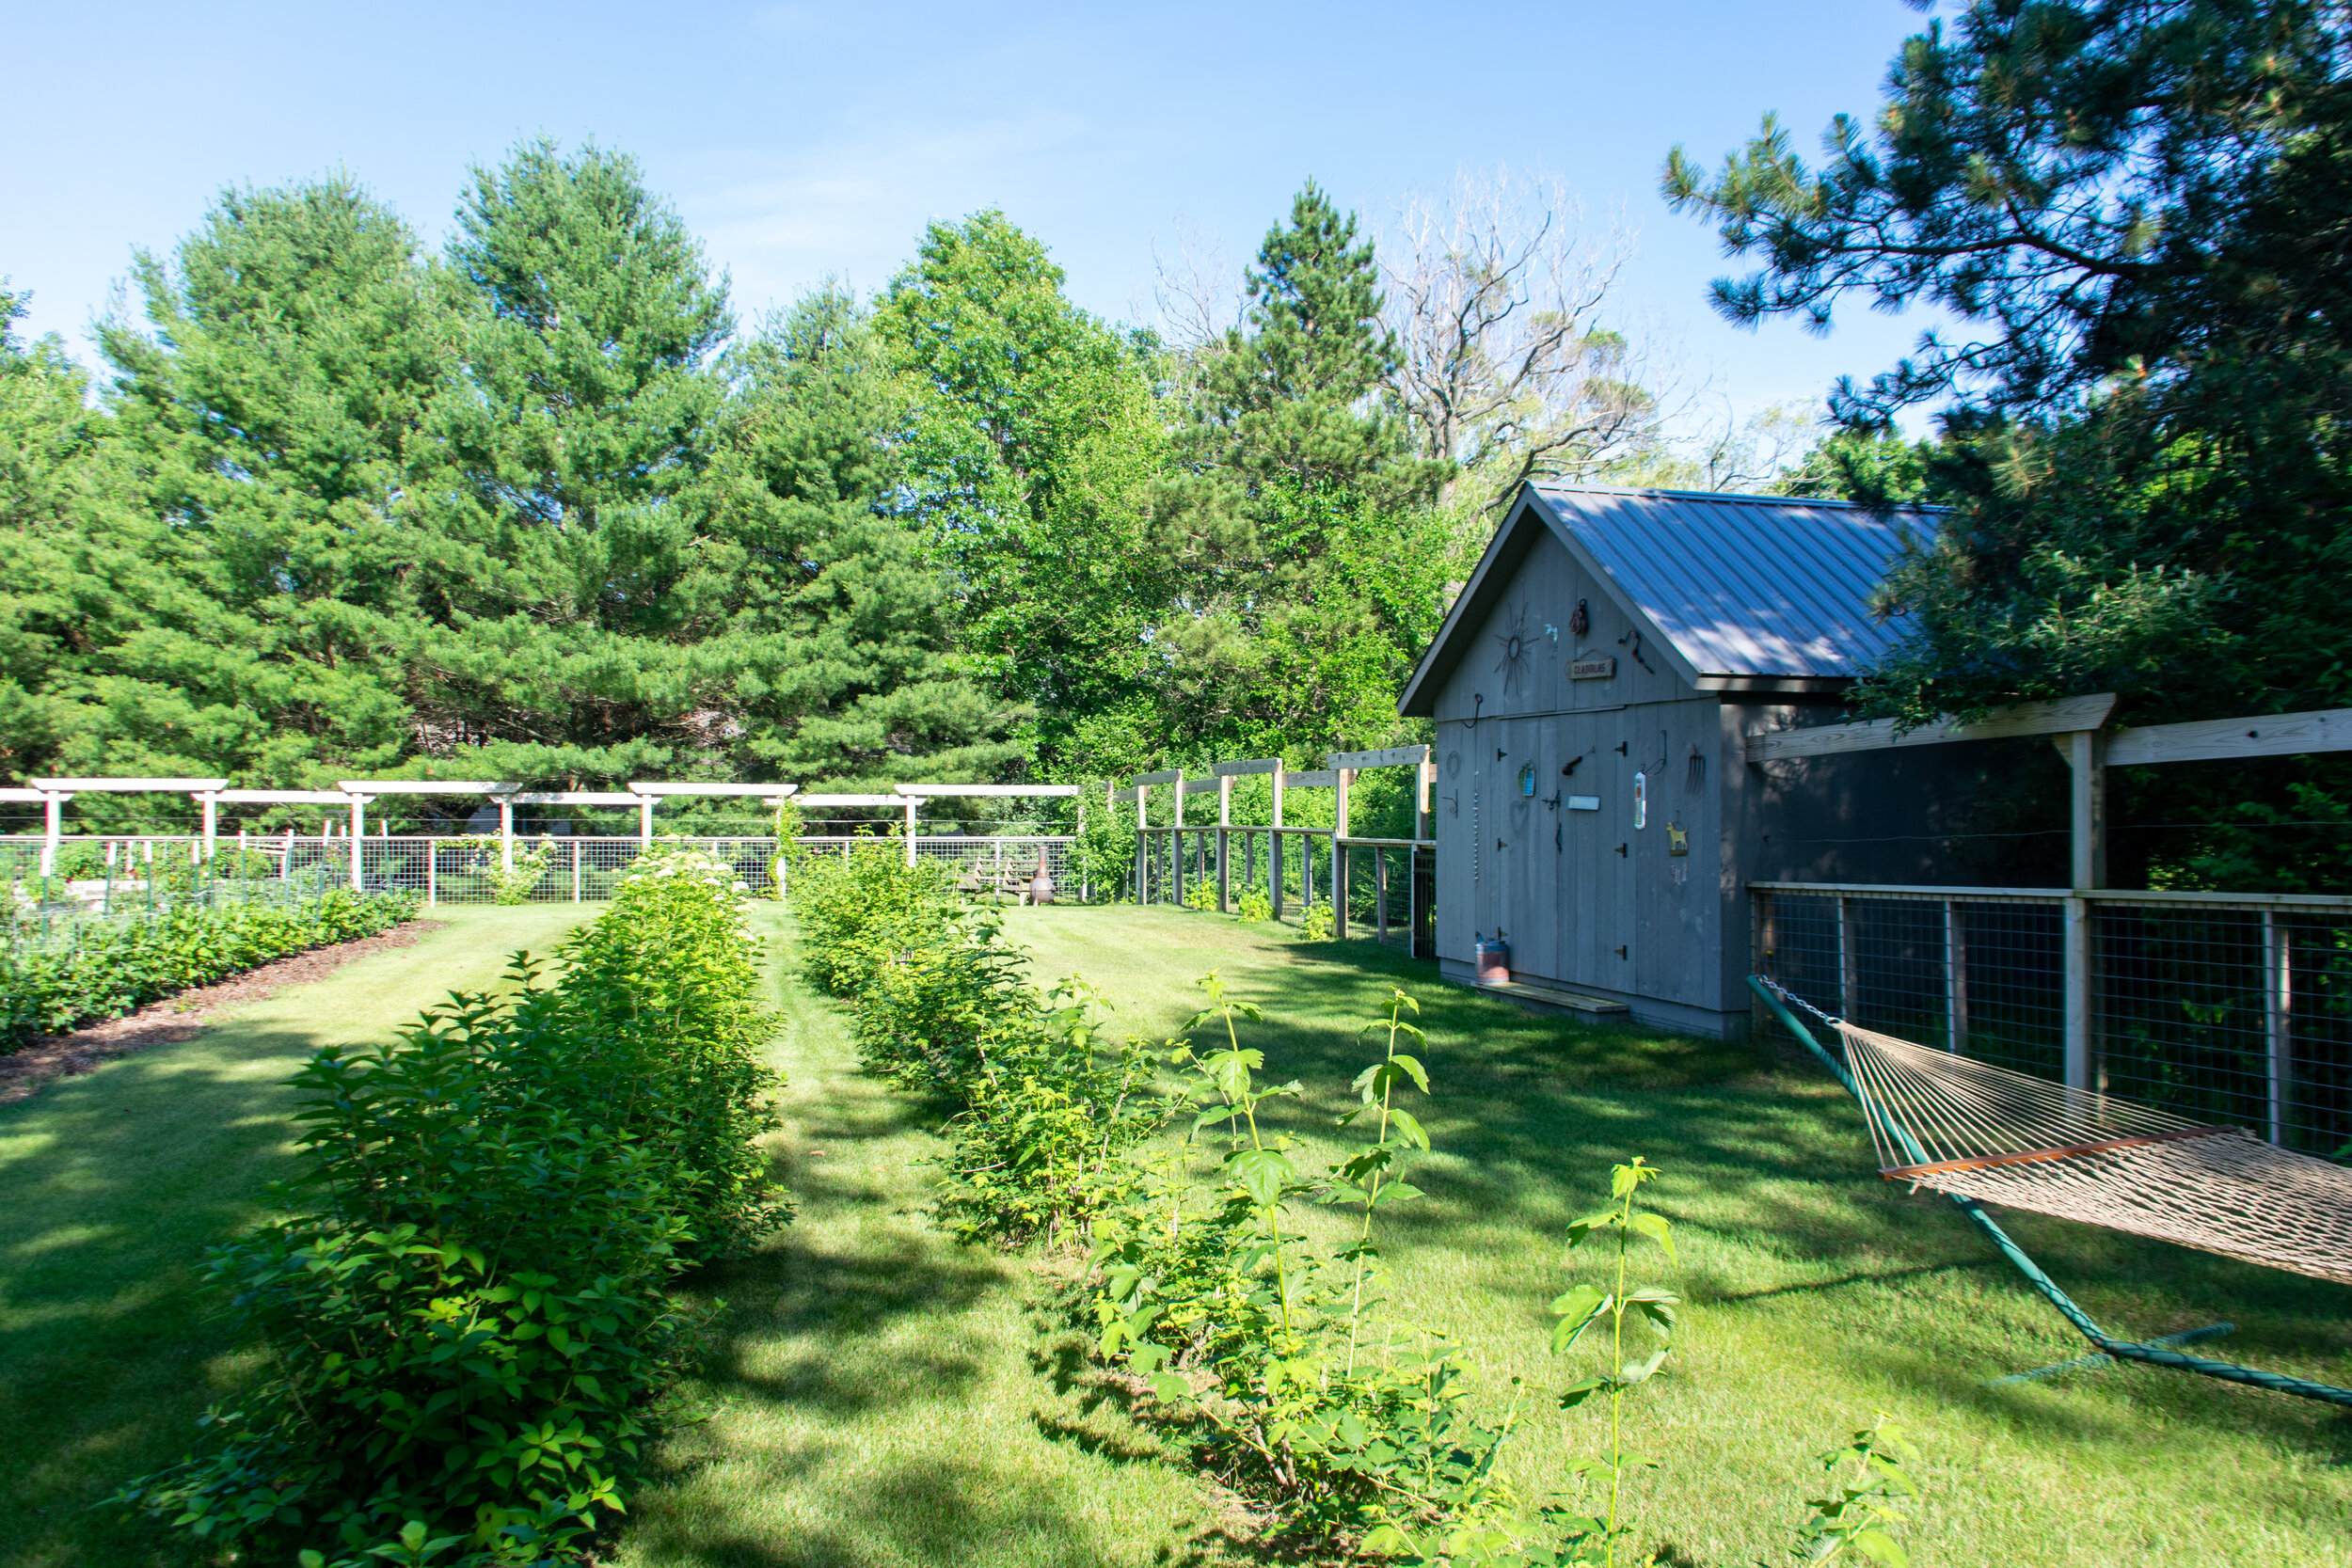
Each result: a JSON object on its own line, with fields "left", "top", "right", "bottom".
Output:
{"left": 1535, "top": 484, "right": 1921, "bottom": 678}
{"left": 1398, "top": 483, "right": 1929, "bottom": 714}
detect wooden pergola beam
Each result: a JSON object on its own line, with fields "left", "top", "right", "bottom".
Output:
{"left": 1743, "top": 695, "right": 2118, "bottom": 765}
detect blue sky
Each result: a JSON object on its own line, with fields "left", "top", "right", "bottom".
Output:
{"left": 5, "top": 0, "right": 1939, "bottom": 431}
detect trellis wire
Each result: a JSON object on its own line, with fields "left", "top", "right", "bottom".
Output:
{"left": 1753, "top": 886, "right": 2352, "bottom": 1157}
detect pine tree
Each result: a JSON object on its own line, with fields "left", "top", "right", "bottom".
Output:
{"left": 700, "top": 287, "right": 1025, "bottom": 786}
{"left": 402, "top": 138, "right": 738, "bottom": 784}
{"left": 32, "top": 180, "right": 449, "bottom": 820}
{"left": 1147, "top": 182, "right": 1451, "bottom": 762}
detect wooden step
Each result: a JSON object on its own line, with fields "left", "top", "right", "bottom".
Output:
{"left": 1468, "top": 977, "right": 1631, "bottom": 1019}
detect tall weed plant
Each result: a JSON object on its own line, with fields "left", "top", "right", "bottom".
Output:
{"left": 116, "top": 846, "right": 784, "bottom": 1567}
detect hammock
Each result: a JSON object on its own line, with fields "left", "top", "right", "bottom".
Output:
{"left": 1748, "top": 975, "right": 2352, "bottom": 1406}
{"left": 1836, "top": 1015, "right": 2352, "bottom": 1287}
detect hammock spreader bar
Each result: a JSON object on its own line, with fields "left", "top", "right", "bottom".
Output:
{"left": 1746, "top": 974, "right": 2352, "bottom": 1408}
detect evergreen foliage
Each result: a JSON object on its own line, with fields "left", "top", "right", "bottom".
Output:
{"left": 1671, "top": 0, "right": 2352, "bottom": 888}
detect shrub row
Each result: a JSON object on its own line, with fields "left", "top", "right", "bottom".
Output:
{"left": 790, "top": 851, "right": 1930, "bottom": 1566}
{"left": 114, "top": 845, "right": 786, "bottom": 1567}
{"left": 789, "top": 846, "right": 1162, "bottom": 1246}
{"left": 1, "top": 886, "right": 419, "bottom": 1050}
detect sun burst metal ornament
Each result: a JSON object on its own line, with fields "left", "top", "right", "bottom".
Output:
{"left": 1493, "top": 604, "right": 1535, "bottom": 695}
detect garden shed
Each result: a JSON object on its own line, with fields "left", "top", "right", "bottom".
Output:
{"left": 1398, "top": 482, "right": 1992, "bottom": 1037}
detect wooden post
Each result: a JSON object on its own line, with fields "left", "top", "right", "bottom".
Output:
{"left": 1417, "top": 755, "right": 1433, "bottom": 844}
{"left": 572, "top": 838, "right": 582, "bottom": 904}
{"left": 1375, "top": 847, "right": 1389, "bottom": 944}
{"left": 40, "top": 790, "right": 64, "bottom": 878}
{"left": 1836, "top": 895, "right": 1858, "bottom": 1018}
{"left": 639, "top": 796, "right": 655, "bottom": 845}
{"left": 199, "top": 792, "right": 218, "bottom": 861}
{"left": 426, "top": 838, "right": 437, "bottom": 907}
{"left": 1217, "top": 774, "right": 1232, "bottom": 912}
{"left": 500, "top": 797, "right": 515, "bottom": 871}
{"left": 1270, "top": 767, "right": 1285, "bottom": 919}
{"left": 1171, "top": 772, "right": 1185, "bottom": 907}
{"left": 2265, "top": 911, "right": 2293, "bottom": 1144}
{"left": 1134, "top": 779, "right": 1148, "bottom": 903}
{"left": 2066, "top": 730, "right": 2107, "bottom": 891}
{"left": 2063, "top": 895, "right": 2093, "bottom": 1091}
{"left": 1333, "top": 767, "right": 1355, "bottom": 940}
{"left": 349, "top": 795, "right": 367, "bottom": 890}
{"left": 904, "top": 797, "right": 918, "bottom": 868}
{"left": 1944, "top": 898, "right": 1968, "bottom": 1053}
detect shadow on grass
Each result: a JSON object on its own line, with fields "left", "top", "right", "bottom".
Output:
{"left": 625, "top": 1454, "right": 1211, "bottom": 1568}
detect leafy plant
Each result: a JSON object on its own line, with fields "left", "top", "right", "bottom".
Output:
{"left": 0, "top": 887, "right": 415, "bottom": 1050}
{"left": 1089, "top": 977, "right": 1518, "bottom": 1554}
{"left": 488, "top": 840, "right": 558, "bottom": 905}
{"left": 114, "top": 847, "right": 782, "bottom": 1563}
{"left": 1184, "top": 877, "right": 1218, "bottom": 911}
{"left": 1296, "top": 898, "right": 1329, "bottom": 937}
{"left": 1791, "top": 1421, "right": 1922, "bottom": 1567}
{"left": 1533, "top": 1157, "right": 1678, "bottom": 1568}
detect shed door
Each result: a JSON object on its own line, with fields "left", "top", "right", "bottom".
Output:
{"left": 1556, "top": 718, "right": 1634, "bottom": 990}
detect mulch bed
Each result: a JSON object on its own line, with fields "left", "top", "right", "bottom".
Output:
{"left": 0, "top": 920, "right": 444, "bottom": 1106}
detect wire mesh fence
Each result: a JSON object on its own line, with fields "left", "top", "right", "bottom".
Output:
{"left": 1136, "top": 826, "right": 1335, "bottom": 913}
{"left": 3, "top": 854, "right": 362, "bottom": 958}
{"left": 8, "top": 832, "right": 1090, "bottom": 910}
{"left": 1753, "top": 885, "right": 2352, "bottom": 1157}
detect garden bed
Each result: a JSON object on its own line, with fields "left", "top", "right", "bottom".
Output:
{"left": 0, "top": 919, "right": 441, "bottom": 1105}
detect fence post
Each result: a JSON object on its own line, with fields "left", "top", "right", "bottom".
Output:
{"left": 2063, "top": 895, "right": 2092, "bottom": 1091}
{"left": 349, "top": 794, "right": 366, "bottom": 890}
{"left": 1270, "top": 767, "right": 1285, "bottom": 919}
{"left": 1375, "top": 847, "right": 1388, "bottom": 944}
{"left": 500, "top": 798, "right": 515, "bottom": 872}
{"left": 1836, "top": 895, "right": 1857, "bottom": 1018}
{"left": 1334, "top": 841, "right": 1350, "bottom": 941}
{"left": 2265, "top": 911, "right": 2293, "bottom": 1144}
{"left": 1217, "top": 774, "right": 1232, "bottom": 913}
{"left": 1134, "top": 779, "right": 1148, "bottom": 904}
{"left": 199, "top": 791, "right": 218, "bottom": 862}
{"left": 572, "top": 839, "right": 582, "bottom": 904}
{"left": 1944, "top": 897, "right": 1968, "bottom": 1053}
{"left": 1170, "top": 772, "right": 1186, "bottom": 908}
{"left": 426, "top": 839, "right": 437, "bottom": 907}
{"left": 903, "top": 797, "right": 917, "bottom": 868}
{"left": 40, "top": 790, "right": 65, "bottom": 878}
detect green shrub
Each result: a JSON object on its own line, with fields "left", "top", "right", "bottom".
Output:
{"left": 1241, "top": 886, "right": 1276, "bottom": 924}
{"left": 1089, "top": 980, "right": 1518, "bottom": 1553}
{"left": 933, "top": 977, "right": 1170, "bottom": 1246}
{"left": 0, "top": 887, "right": 416, "bottom": 1050}
{"left": 1183, "top": 878, "right": 1216, "bottom": 911}
{"left": 791, "top": 844, "right": 1169, "bottom": 1246}
{"left": 1071, "top": 804, "right": 1137, "bottom": 903}
{"left": 787, "top": 843, "right": 957, "bottom": 998}
{"left": 114, "top": 845, "right": 784, "bottom": 1564}
{"left": 489, "top": 840, "right": 559, "bottom": 905}
{"left": 551, "top": 844, "right": 786, "bottom": 1264}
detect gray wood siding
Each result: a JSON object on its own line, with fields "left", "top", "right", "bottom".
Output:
{"left": 1427, "top": 531, "right": 1687, "bottom": 724}
{"left": 1431, "top": 531, "right": 1722, "bottom": 1005}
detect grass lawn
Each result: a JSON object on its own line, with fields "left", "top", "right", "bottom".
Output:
{"left": 627, "top": 905, "right": 2352, "bottom": 1568}
{"left": 993, "top": 908, "right": 2352, "bottom": 1567}
{"left": 10, "top": 902, "right": 2349, "bottom": 1566}
{"left": 0, "top": 905, "right": 598, "bottom": 1568}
